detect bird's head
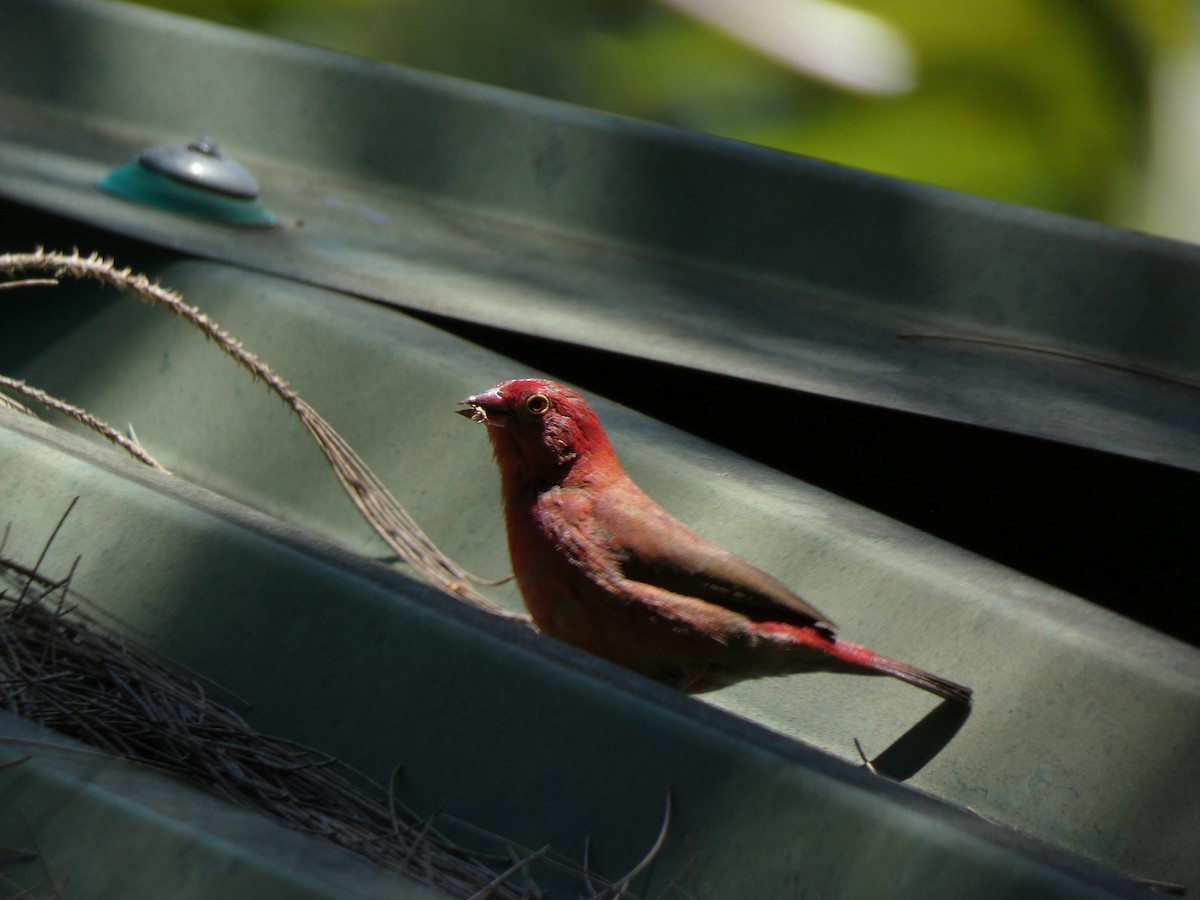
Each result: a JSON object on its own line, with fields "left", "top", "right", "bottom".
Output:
{"left": 457, "top": 379, "right": 618, "bottom": 486}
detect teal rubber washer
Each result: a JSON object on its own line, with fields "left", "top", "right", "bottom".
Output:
{"left": 99, "top": 137, "right": 276, "bottom": 228}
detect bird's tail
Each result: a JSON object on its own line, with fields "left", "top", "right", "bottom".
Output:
{"left": 831, "top": 640, "right": 973, "bottom": 704}
{"left": 753, "top": 623, "right": 973, "bottom": 703}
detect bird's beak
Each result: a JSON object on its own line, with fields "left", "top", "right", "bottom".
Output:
{"left": 456, "top": 388, "right": 511, "bottom": 428}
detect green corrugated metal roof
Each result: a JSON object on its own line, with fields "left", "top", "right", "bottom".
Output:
{"left": 1, "top": 1, "right": 1197, "bottom": 896}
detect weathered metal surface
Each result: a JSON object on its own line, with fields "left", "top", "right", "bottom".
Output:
{"left": 0, "top": 405, "right": 1167, "bottom": 899}
{"left": 0, "top": 258, "right": 1195, "bottom": 894}
{"left": 0, "top": 714, "right": 443, "bottom": 899}
{"left": 1, "top": 0, "right": 1199, "bottom": 472}
{"left": 0, "top": 0, "right": 1197, "bottom": 895}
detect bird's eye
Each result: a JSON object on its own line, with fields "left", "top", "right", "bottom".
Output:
{"left": 526, "top": 393, "right": 550, "bottom": 415}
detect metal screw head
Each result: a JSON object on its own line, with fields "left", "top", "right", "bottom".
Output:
{"left": 137, "top": 137, "right": 261, "bottom": 200}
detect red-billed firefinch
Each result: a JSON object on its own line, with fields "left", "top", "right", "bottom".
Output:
{"left": 458, "top": 378, "right": 971, "bottom": 702}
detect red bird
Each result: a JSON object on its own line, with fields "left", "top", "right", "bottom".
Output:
{"left": 458, "top": 378, "right": 971, "bottom": 702}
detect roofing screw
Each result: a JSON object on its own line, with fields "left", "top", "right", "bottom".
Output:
{"left": 137, "top": 137, "right": 261, "bottom": 200}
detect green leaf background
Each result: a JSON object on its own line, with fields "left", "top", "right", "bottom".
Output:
{"left": 129, "top": 0, "right": 1200, "bottom": 241}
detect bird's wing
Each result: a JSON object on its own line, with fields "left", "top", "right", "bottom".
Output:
{"left": 589, "top": 483, "right": 837, "bottom": 632}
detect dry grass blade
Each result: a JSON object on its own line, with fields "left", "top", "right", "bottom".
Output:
{"left": 0, "top": 376, "right": 167, "bottom": 472}
{"left": 0, "top": 392, "right": 33, "bottom": 417}
{"left": 16, "top": 818, "right": 60, "bottom": 900}
{"left": 897, "top": 330, "right": 1200, "bottom": 391}
{"left": 0, "top": 551, "right": 535, "bottom": 900}
{"left": 1, "top": 871, "right": 50, "bottom": 900}
{"left": 466, "top": 846, "right": 550, "bottom": 900}
{"left": 441, "top": 812, "right": 676, "bottom": 900}
{"left": 295, "top": 396, "right": 521, "bottom": 619}
{"left": 602, "top": 791, "right": 671, "bottom": 900}
{"left": 852, "top": 737, "right": 878, "bottom": 776}
{"left": 0, "top": 278, "right": 57, "bottom": 291}
{"left": 0, "top": 248, "right": 520, "bottom": 620}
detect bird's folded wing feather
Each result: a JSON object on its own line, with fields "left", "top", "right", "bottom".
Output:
{"left": 586, "top": 484, "right": 837, "bottom": 631}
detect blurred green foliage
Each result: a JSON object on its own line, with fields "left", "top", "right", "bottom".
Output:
{"left": 129, "top": 0, "right": 1194, "bottom": 228}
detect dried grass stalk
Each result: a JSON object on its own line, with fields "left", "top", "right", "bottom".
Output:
{"left": 0, "top": 376, "right": 167, "bottom": 471}
{"left": 0, "top": 278, "right": 58, "bottom": 292}
{"left": 0, "top": 545, "right": 533, "bottom": 899}
{"left": 0, "top": 249, "right": 521, "bottom": 621}
{"left": 0, "top": 507, "right": 678, "bottom": 900}
{"left": 0, "top": 391, "right": 33, "bottom": 417}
